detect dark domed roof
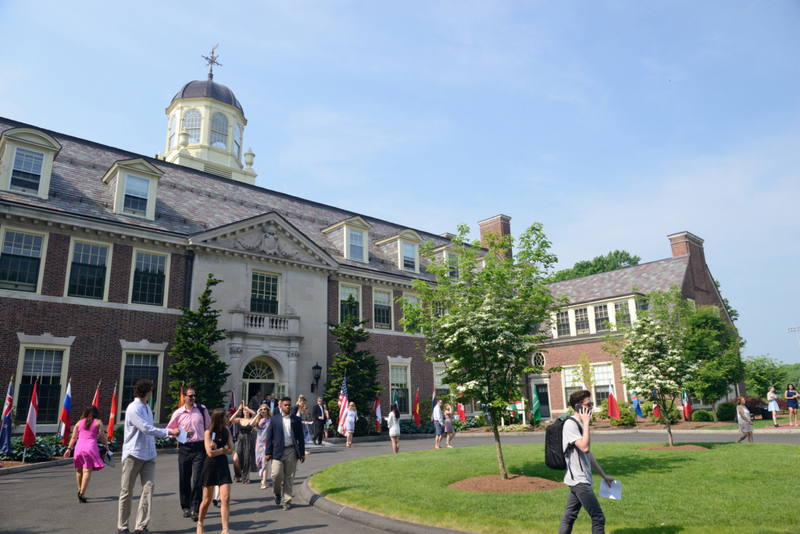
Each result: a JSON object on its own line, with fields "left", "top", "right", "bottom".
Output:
{"left": 172, "top": 75, "right": 245, "bottom": 117}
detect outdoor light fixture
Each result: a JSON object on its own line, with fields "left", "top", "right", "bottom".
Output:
{"left": 311, "top": 362, "right": 322, "bottom": 392}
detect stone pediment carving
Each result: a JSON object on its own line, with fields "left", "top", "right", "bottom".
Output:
{"left": 216, "top": 222, "right": 303, "bottom": 260}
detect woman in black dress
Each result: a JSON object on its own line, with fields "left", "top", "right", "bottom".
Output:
{"left": 198, "top": 408, "right": 234, "bottom": 534}
{"left": 231, "top": 401, "right": 257, "bottom": 483}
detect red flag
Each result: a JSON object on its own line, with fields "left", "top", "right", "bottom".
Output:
{"left": 412, "top": 389, "right": 420, "bottom": 426}
{"left": 179, "top": 387, "right": 184, "bottom": 407}
{"left": 457, "top": 403, "right": 466, "bottom": 422}
{"left": 23, "top": 381, "right": 38, "bottom": 448}
{"left": 92, "top": 385, "right": 100, "bottom": 409}
{"left": 607, "top": 387, "right": 620, "bottom": 421}
{"left": 653, "top": 403, "right": 661, "bottom": 419}
{"left": 682, "top": 390, "right": 693, "bottom": 421}
{"left": 374, "top": 392, "right": 381, "bottom": 432}
{"left": 107, "top": 385, "right": 118, "bottom": 441}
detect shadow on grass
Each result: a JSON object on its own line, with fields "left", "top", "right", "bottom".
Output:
{"left": 612, "top": 527, "right": 683, "bottom": 534}
{"left": 513, "top": 451, "right": 691, "bottom": 482}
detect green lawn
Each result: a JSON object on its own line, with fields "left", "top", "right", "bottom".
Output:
{"left": 311, "top": 443, "right": 799, "bottom": 534}
{"left": 714, "top": 414, "right": 793, "bottom": 430}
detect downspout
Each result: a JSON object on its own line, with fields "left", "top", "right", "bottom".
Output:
{"left": 183, "top": 249, "right": 195, "bottom": 308}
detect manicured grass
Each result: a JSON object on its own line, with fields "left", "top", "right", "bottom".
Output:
{"left": 714, "top": 414, "right": 793, "bottom": 430}
{"left": 311, "top": 443, "right": 799, "bottom": 534}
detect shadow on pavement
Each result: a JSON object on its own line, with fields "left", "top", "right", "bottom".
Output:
{"left": 612, "top": 527, "right": 683, "bottom": 534}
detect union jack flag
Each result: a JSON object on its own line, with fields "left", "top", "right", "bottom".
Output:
{"left": 0, "top": 378, "right": 13, "bottom": 455}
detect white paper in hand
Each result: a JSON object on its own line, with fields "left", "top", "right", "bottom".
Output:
{"left": 176, "top": 427, "right": 188, "bottom": 444}
{"left": 599, "top": 479, "right": 621, "bottom": 500}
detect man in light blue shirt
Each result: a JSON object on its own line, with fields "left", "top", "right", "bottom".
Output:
{"left": 117, "top": 379, "right": 185, "bottom": 534}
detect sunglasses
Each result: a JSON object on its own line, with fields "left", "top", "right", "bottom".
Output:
{"left": 186, "top": 395, "right": 196, "bottom": 398}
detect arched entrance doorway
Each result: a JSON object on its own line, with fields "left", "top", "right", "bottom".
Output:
{"left": 242, "top": 357, "right": 287, "bottom": 407}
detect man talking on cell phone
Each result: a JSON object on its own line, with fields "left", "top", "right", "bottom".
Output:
{"left": 559, "top": 390, "right": 615, "bottom": 534}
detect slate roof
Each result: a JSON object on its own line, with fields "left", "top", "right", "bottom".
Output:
{"left": 0, "top": 117, "right": 455, "bottom": 281}
{"left": 546, "top": 256, "right": 690, "bottom": 305}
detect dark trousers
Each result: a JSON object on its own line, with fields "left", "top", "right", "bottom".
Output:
{"left": 559, "top": 483, "right": 605, "bottom": 534}
{"left": 313, "top": 421, "right": 324, "bottom": 445}
{"left": 178, "top": 442, "right": 205, "bottom": 513}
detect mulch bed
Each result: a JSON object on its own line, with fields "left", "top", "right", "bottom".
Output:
{"left": 449, "top": 474, "right": 563, "bottom": 493}
{"left": 640, "top": 445, "right": 708, "bottom": 451}
{"left": 0, "top": 456, "right": 65, "bottom": 469}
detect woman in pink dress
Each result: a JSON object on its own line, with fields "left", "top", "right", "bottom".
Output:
{"left": 64, "top": 405, "right": 109, "bottom": 503}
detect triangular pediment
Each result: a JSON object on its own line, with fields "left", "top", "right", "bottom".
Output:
{"left": 102, "top": 158, "right": 164, "bottom": 183}
{"left": 189, "top": 212, "right": 338, "bottom": 269}
{"left": 322, "top": 215, "right": 373, "bottom": 233}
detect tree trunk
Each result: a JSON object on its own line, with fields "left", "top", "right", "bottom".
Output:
{"left": 661, "top": 399, "right": 674, "bottom": 446}
{"left": 490, "top": 411, "right": 508, "bottom": 480}
{"left": 712, "top": 401, "right": 718, "bottom": 422}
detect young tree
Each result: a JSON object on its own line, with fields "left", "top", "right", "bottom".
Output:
{"left": 744, "top": 355, "right": 788, "bottom": 398}
{"left": 546, "top": 250, "right": 641, "bottom": 283}
{"left": 167, "top": 273, "right": 229, "bottom": 412}
{"left": 713, "top": 279, "right": 739, "bottom": 323}
{"left": 684, "top": 306, "right": 744, "bottom": 421}
{"left": 322, "top": 300, "right": 382, "bottom": 434}
{"left": 401, "top": 223, "right": 560, "bottom": 479}
{"left": 603, "top": 286, "right": 696, "bottom": 446}
{"left": 574, "top": 353, "right": 595, "bottom": 391}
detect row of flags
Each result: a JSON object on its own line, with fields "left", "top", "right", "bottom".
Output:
{"left": 609, "top": 388, "right": 694, "bottom": 422}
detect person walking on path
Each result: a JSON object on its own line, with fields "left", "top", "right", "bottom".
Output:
{"left": 735, "top": 396, "right": 754, "bottom": 443}
{"left": 767, "top": 387, "right": 780, "bottom": 427}
{"left": 342, "top": 401, "right": 358, "bottom": 448}
{"left": 167, "top": 387, "right": 211, "bottom": 522}
{"left": 254, "top": 403, "right": 272, "bottom": 490}
{"left": 264, "top": 396, "right": 306, "bottom": 510}
{"left": 311, "top": 397, "right": 325, "bottom": 445}
{"left": 432, "top": 399, "right": 444, "bottom": 449}
{"left": 786, "top": 384, "right": 798, "bottom": 427}
{"left": 230, "top": 401, "right": 257, "bottom": 483}
{"left": 295, "top": 397, "right": 311, "bottom": 443}
{"left": 444, "top": 403, "right": 456, "bottom": 448}
{"left": 386, "top": 402, "right": 401, "bottom": 454}
{"left": 559, "top": 390, "right": 615, "bottom": 534}
{"left": 197, "top": 408, "right": 234, "bottom": 534}
{"left": 117, "top": 379, "right": 185, "bottom": 534}
{"left": 64, "top": 405, "right": 108, "bottom": 503}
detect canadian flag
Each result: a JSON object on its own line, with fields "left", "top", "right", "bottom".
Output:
{"left": 22, "top": 381, "right": 38, "bottom": 448}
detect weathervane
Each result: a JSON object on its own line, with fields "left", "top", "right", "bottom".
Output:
{"left": 202, "top": 44, "right": 222, "bottom": 79}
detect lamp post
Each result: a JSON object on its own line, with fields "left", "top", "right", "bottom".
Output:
{"left": 788, "top": 327, "right": 800, "bottom": 356}
{"left": 311, "top": 362, "right": 322, "bottom": 392}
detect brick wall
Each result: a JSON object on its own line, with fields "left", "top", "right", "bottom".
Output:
{"left": 41, "top": 232, "right": 70, "bottom": 296}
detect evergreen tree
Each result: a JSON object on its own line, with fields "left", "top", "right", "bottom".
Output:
{"left": 167, "top": 273, "right": 229, "bottom": 412}
{"left": 322, "top": 299, "right": 382, "bottom": 434}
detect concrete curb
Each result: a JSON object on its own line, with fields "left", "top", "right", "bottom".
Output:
{"left": 300, "top": 478, "right": 470, "bottom": 534}
{"left": 0, "top": 447, "right": 179, "bottom": 477}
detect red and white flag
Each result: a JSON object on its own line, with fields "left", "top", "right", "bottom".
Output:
{"left": 457, "top": 402, "right": 466, "bottom": 422}
{"left": 607, "top": 384, "right": 620, "bottom": 421}
{"left": 92, "top": 384, "right": 100, "bottom": 409}
{"left": 22, "top": 381, "right": 38, "bottom": 448}
{"left": 107, "top": 384, "right": 118, "bottom": 441}
{"left": 374, "top": 392, "right": 381, "bottom": 432}
{"left": 59, "top": 381, "right": 72, "bottom": 445}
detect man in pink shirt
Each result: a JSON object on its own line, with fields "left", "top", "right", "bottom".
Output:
{"left": 166, "top": 387, "right": 210, "bottom": 522}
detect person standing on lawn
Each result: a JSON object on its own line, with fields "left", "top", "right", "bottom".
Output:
{"left": 767, "top": 387, "right": 780, "bottom": 427}
{"left": 559, "top": 390, "right": 615, "bottom": 534}
{"left": 786, "top": 384, "right": 798, "bottom": 427}
{"left": 264, "top": 396, "right": 305, "bottom": 510}
{"left": 167, "top": 387, "right": 211, "bottom": 522}
{"left": 64, "top": 405, "right": 109, "bottom": 503}
{"left": 444, "top": 403, "right": 456, "bottom": 448}
{"left": 432, "top": 399, "right": 444, "bottom": 449}
{"left": 735, "top": 396, "right": 753, "bottom": 443}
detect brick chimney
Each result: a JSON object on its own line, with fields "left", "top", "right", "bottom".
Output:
{"left": 478, "top": 214, "right": 512, "bottom": 258}
{"left": 667, "top": 231, "right": 705, "bottom": 261}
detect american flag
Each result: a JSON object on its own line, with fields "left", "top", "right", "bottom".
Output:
{"left": 337, "top": 375, "right": 348, "bottom": 431}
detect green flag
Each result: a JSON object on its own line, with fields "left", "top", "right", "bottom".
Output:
{"left": 530, "top": 387, "right": 542, "bottom": 422}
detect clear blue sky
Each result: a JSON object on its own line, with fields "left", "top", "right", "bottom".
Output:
{"left": 1, "top": 2, "right": 798, "bottom": 365}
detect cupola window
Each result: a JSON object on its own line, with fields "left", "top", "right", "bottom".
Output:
{"left": 211, "top": 113, "right": 228, "bottom": 148}
{"left": 168, "top": 116, "right": 176, "bottom": 149}
{"left": 183, "top": 110, "right": 201, "bottom": 144}
{"left": 10, "top": 148, "right": 45, "bottom": 195}
{"left": 234, "top": 124, "right": 241, "bottom": 158}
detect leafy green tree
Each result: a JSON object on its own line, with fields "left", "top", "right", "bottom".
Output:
{"left": 713, "top": 279, "right": 739, "bottom": 322}
{"left": 167, "top": 273, "right": 229, "bottom": 413}
{"left": 684, "top": 306, "right": 744, "bottom": 422}
{"left": 546, "top": 250, "right": 641, "bottom": 283}
{"left": 744, "top": 355, "right": 788, "bottom": 398}
{"left": 401, "top": 222, "right": 560, "bottom": 479}
{"left": 322, "top": 300, "right": 382, "bottom": 435}
{"left": 784, "top": 363, "right": 800, "bottom": 390}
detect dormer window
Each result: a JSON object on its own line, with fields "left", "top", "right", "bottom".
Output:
{"left": 10, "top": 148, "right": 45, "bottom": 195}
{"left": 183, "top": 110, "right": 201, "bottom": 144}
{"left": 123, "top": 175, "right": 150, "bottom": 217}
{"left": 402, "top": 242, "right": 416, "bottom": 271}
{"left": 103, "top": 158, "right": 164, "bottom": 221}
{"left": 376, "top": 229, "right": 422, "bottom": 273}
{"left": 0, "top": 128, "right": 62, "bottom": 200}
{"left": 322, "top": 216, "right": 373, "bottom": 263}
{"left": 211, "top": 113, "right": 228, "bottom": 148}
{"left": 349, "top": 229, "right": 365, "bottom": 261}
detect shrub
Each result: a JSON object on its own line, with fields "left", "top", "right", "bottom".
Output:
{"left": 716, "top": 402, "right": 738, "bottom": 421}
{"left": 154, "top": 436, "right": 177, "bottom": 449}
{"left": 743, "top": 396, "right": 766, "bottom": 414}
{"left": 641, "top": 401, "right": 682, "bottom": 424}
{"left": 0, "top": 436, "right": 54, "bottom": 461}
{"left": 497, "top": 424, "right": 533, "bottom": 432}
{"left": 598, "top": 399, "right": 638, "bottom": 426}
{"left": 692, "top": 410, "right": 713, "bottom": 422}
{"left": 423, "top": 421, "right": 436, "bottom": 434}
{"left": 399, "top": 419, "right": 421, "bottom": 434}
{"left": 470, "top": 413, "right": 487, "bottom": 427}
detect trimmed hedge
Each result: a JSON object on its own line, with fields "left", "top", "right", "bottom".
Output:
{"left": 691, "top": 410, "right": 713, "bottom": 422}
{"left": 716, "top": 402, "right": 738, "bottom": 422}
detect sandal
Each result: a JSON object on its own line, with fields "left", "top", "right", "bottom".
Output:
{"left": 197, "top": 521, "right": 205, "bottom": 534}
{"left": 260, "top": 483, "right": 266, "bottom": 490}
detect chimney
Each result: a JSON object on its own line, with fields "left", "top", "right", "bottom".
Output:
{"left": 478, "top": 214, "right": 512, "bottom": 258}
{"left": 667, "top": 231, "right": 705, "bottom": 261}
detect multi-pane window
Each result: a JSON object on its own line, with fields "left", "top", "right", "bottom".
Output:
{"left": 574, "top": 308, "right": 590, "bottom": 335}
{"left": 168, "top": 116, "right": 176, "bottom": 149}
{"left": 563, "top": 366, "right": 580, "bottom": 408}
{"left": 448, "top": 254, "right": 459, "bottom": 279}
{"left": 433, "top": 365, "right": 449, "bottom": 400}
{"left": 10, "top": 148, "right": 44, "bottom": 194}
{"left": 615, "top": 301, "right": 631, "bottom": 326}
{"left": 594, "top": 304, "right": 609, "bottom": 333}
{"left": 67, "top": 241, "right": 108, "bottom": 299}
{"left": 373, "top": 290, "right": 392, "bottom": 329}
{"left": 0, "top": 230, "right": 44, "bottom": 292}
{"left": 340, "top": 285, "right": 359, "bottom": 321}
{"left": 532, "top": 353, "right": 546, "bottom": 370}
{"left": 123, "top": 175, "right": 150, "bottom": 217}
{"left": 251, "top": 272, "right": 279, "bottom": 314}
{"left": 131, "top": 252, "right": 167, "bottom": 306}
{"left": 121, "top": 353, "right": 160, "bottom": 419}
{"left": 348, "top": 229, "right": 365, "bottom": 261}
{"left": 557, "top": 311, "right": 571, "bottom": 337}
{"left": 636, "top": 295, "right": 649, "bottom": 313}
{"left": 183, "top": 110, "right": 202, "bottom": 144}
{"left": 390, "top": 365, "right": 410, "bottom": 414}
{"left": 405, "top": 296, "right": 420, "bottom": 331}
{"left": 594, "top": 364, "right": 614, "bottom": 405}
{"left": 234, "top": 124, "right": 241, "bottom": 159}
{"left": 402, "top": 242, "right": 416, "bottom": 271}
{"left": 17, "top": 349, "right": 63, "bottom": 424}
{"left": 210, "top": 113, "right": 228, "bottom": 148}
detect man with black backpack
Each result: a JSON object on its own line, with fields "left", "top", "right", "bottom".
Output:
{"left": 166, "top": 387, "right": 209, "bottom": 522}
{"left": 549, "top": 390, "right": 615, "bottom": 534}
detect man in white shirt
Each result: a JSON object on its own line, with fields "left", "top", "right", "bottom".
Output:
{"left": 560, "top": 390, "right": 615, "bottom": 534}
{"left": 432, "top": 399, "right": 445, "bottom": 449}
{"left": 166, "top": 387, "right": 210, "bottom": 521}
{"left": 117, "top": 379, "right": 185, "bottom": 534}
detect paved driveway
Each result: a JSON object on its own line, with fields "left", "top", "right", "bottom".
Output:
{"left": 0, "top": 431, "right": 796, "bottom": 534}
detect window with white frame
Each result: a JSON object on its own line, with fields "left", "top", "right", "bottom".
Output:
{"left": 532, "top": 353, "right": 546, "bottom": 370}
{"left": 234, "top": 124, "right": 242, "bottom": 159}
{"left": 563, "top": 366, "right": 581, "bottom": 408}
{"left": 593, "top": 364, "right": 614, "bottom": 405}
{"left": 615, "top": 301, "right": 631, "bottom": 326}
{"left": 404, "top": 295, "right": 420, "bottom": 331}
{"left": 575, "top": 308, "right": 590, "bottom": 335}
{"left": 17, "top": 348, "right": 64, "bottom": 424}
{"left": 67, "top": 241, "right": 109, "bottom": 300}
{"left": 168, "top": 116, "right": 177, "bottom": 149}
{"left": 120, "top": 353, "right": 161, "bottom": 420}
{"left": 0, "top": 229, "right": 44, "bottom": 293}
{"left": 448, "top": 253, "right": 459, "bottom": 279}
{"left": 433, "top": 364, "right": 449, "bottom": 400}
{"left": 10, "top": 148, "right": 45, "bottom": 195}
{"left": 210, "top": 113, "right": 228, "bottom": 148}
{"left": 402, "top": 242, "right": 416, "bottom": 271}
{"left": 340, "top": 285, "right": 359, "bottom": 321}
{"left": 131, "top": 251, "right": 167, "bottom": 306}
{"left": 348, "top": 229, "right": 365, "bottom": 262}
{"left": 123, "top": 175, "right": 150, "bottom": 217}
{"left": 594, "top": 304, "right": 609, "bottom": 333}
{"left": 183, "top": 110, "right": 201, "bottom": 144}
{"left": 373, "top": 289, "right": 392, "bottom": 329}
{"left": 251, "top": 271, "right": 279, "bottom": 314}
{"left": 557, "top": 311, "right": 571, "bottom": 337}
{"left": 390, "top": 364, "right": 410, "bottom": 415}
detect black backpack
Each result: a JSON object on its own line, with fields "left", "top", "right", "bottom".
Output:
{"left": 545, "top": 416, "right": 583, "bottom": 473}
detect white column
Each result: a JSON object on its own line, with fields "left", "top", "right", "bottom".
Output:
{"left": 288, "top": 349, "right": 300, "bottom": 400}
